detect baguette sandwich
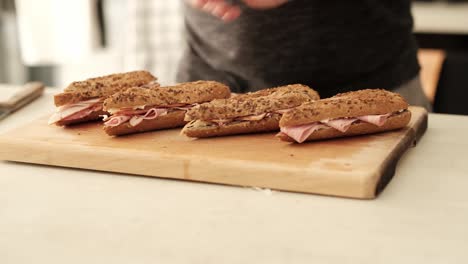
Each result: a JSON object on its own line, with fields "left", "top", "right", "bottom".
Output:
{"left": 102, "top": 80, "right": 231, "bottom": 136}
{"left": 182, "top": 84, "right": 320, "bottom": 138}
{"left": 49, "top": 71, "right": 157, "bottom": 126}
{"left": 277, "top": 89, "right": 411, "bottom": 143}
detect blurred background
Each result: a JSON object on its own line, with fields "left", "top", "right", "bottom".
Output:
{"left": 1, "top": 0, "right": 467, "bottom": 114}
{"left": 0, "top": 0, "right": 184, "bottom": 87}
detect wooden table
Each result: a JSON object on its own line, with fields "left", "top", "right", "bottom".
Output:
{"left": 1, "top": 90, "right": 467, "bottom": 263}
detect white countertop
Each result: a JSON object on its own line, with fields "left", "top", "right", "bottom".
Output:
{"left": 1, "top": 91, "right": 468, "bottom": 263}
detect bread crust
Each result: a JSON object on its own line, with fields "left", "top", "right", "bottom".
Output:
{"left": 234, "top": 84, "right": 319, "bottom": 100}
{"left": 103, "top": 110, "right": 186, "bottom": 136}
{"left": 278, "top": 111, "right": 411, "bottom": 142}
{"left": 54, "top": 71, "right": 157, "bottom": 106}
{"left": 103, "top": 81, "right": 231, "bottom": 110}
{"left": 185, "top": 84, "right": 319, "bottom": 121}
{"left": 280, "top": 89, "right": 409, "bottom": 127}
{"left": 182, "top": 114, "right": 282, "bottom": 138}
{"left": 55, "top": 110, "right": 107, "bottom": 126}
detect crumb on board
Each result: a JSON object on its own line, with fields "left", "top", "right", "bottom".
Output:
{"left": 251, "top": 186, "right": 275, "bottom": 195}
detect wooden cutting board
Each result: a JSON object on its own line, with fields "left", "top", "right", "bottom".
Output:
{"left": 0, "top": 106, "right": 427, "bottom": 199}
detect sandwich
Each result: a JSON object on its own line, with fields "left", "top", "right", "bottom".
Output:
{"left": 277, "top": 89, "right": 411, "bottom": 143}
{"left": 48, "top": 70, "right": 157, "bottom": 126}
{"left": 102, "top": 80, "right": 231, "bottom": 136}
{"left": 182, "top": 84, "right": 320, "bottom": 138}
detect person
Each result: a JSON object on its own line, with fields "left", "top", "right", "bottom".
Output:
{"left": 177, "top": 0, "right": 432, "bottom": 110}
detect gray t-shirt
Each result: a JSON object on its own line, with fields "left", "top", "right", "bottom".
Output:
{"left": 177, "top": 0, "right": 419, "bottom": 97}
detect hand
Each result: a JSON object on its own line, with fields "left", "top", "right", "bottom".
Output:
{"left": 188, "top": 0, "right": 289, "bottom": 21}
{"left": 189, "top": 0, "right": 241, "bottom": 22}
{"left": 242, "top": 0, "right": 289, "bottom": 9}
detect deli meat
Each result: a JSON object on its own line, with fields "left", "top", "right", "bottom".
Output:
{"left": 104, "top": 108, "right": 168, "bottom": 127}
{"left": 321, "top": 118, "right": 358, "bottom": 132}
{"left": 357, "top": 114, "right": 390, "bottom": 127}
{"left": 104, "top": 116, "right": 132, "bottom": 127}
{"left": 48, "top": 98, "right": 103, "bottom": 125}
{"left": 280, "top": 123, "right": 328, "bottom": 143}
{"left": 280, "top": 113, "right": 395, "bottom": 143}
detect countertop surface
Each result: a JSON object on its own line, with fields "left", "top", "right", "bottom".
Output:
{"left": 1, "top": 91, "right": 468, "bottom": 263}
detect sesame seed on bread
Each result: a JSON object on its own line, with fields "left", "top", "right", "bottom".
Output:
{"left": 280, "top": 89, "right": 409, "bottom": 127}
{"left": 54, "top": 71, "right": 157, "bottom": 107}
{"left": 234, "top": 84, "right": 319, "bottom": 100}
{"left": 184, "top": 84, "right": 320, "bottom": 121}
{"left": 103, "top": 80, "right": 231, "bottom": 110}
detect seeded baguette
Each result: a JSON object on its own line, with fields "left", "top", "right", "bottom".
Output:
{"left": 182, "top": 114, "right": 282, "bottom": 138}
{"left": 104, "top": 110, "right": 187, "bottom": 136}
{"left": 278, "top": 111, "right": 411, "bottom": 142}
{"left": 233, "top": 84, "right": 317, "bottom": 99}
{"left": 54, "top": 71, "right": 157, "bottom": 107}
{"left": 280, "top": 89, "right": 409, "bottom": 127}
{"left": 103, "top": 81, "right": 230, "bottom": 110}
{"left": 332, "top": 88, "right": 403, "bottom": 100}
{"left": 185, "top": 84, "right": 319, "bottom": 121}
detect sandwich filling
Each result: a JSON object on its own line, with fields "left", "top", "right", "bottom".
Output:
{"left": 48, "top": 98, "right": 104, "bottom": 125}
{"left": 103, "top": 104, "right": 195, "bottom": 127}
{"left": 197, "top": 109, "right": 293, "bottom": 126}
{"left": 278, "top": 110, "right": 407, "bottom": 143}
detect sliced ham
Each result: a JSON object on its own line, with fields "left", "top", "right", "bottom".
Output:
{"left": 109, "top": 103, "right": 195, "bottom": 115}
{"left": 357, "top": 113, "right": 390, "bottom": 127}
{"left": 281, "top": 112, "right": 396, "bottom": 143}
{"left": 321, "top": 118, "right": 358, "bottom": 132}
{"left": 127, "top": 108, "right": 168, "bottom": 127}
{"left": 49, "top": 112, "right": 67, "bottom": 125}
{"left": 48, "top": 98, "right": 103, "bottom": 125}
{"left": 61, "top": 104, "right": 102, "bottom": 121}
{"left": 280, "top": 123, "right": 328, "bottom": 143}
{"left": 57, "top": 98, "right": 102, "bottom": 112}
{"left": 143, "top": 108, "right": 168, "bottom": 119}
{"left": 104, "top": 116, "right": 132, "bottom": 127}
{"left": 105, "top": 108, "right": 168, "bottom": 127}
{"left": 105, "top": 104, "right": 193, "bottom": 127}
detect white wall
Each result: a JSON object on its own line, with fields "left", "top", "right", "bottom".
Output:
{"left": 54, "top": 0, "right": 184, "bottom": 88}
{"left": 54, "top": 0, "right": 127, "bottom": 88}
{"left": 0, "top": 10, "right": 27, "bottom": 84}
